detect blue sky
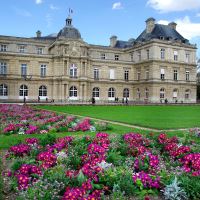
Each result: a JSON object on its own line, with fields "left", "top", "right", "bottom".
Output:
{"left": 0, "top": 0, "right": 200, "bottom": 56}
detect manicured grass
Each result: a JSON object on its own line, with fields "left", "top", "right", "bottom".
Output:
{"left": 36, "top": 105, "right": 200, "bottom": 130}
{"left": 0, "top": 122, "right": 195, "bottom": 150}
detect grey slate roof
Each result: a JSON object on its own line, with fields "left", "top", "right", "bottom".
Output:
{"left": 135, "top": 24, "right": 189, "bottom": 44}
{"left": 57, "top": 26, "right": 81, "bottom": 39}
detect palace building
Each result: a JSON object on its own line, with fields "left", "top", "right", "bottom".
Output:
{"left": 0, "top": 16, "right": 197, "bottom": 103}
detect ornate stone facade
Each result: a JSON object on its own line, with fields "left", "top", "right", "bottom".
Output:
{"left": 0, "top": 17, "right": 197, "bottom": 103}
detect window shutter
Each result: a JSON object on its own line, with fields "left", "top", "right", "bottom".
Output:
{"left": 110, "top": 69, "right": 115, "bottom": 79}
{"left": 161, "top": 68, "right": 165, "bottom": 74}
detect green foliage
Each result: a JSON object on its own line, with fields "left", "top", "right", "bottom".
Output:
{"left": 99, "top": 166, "right": 138, "bottom": 196}
{"left": 39, "top": 134, "right": 56, "bottom": 147}
{"left": 179, "top": 175, "right": 200, "bottom": 200}
{"left": 11, "top": 159, "right": 26, "bottom": 172}
{"left": 106, "top": 150, "right": 125, "bottom": 166}
{"left": 17, "top": 178, "right": 65, "bottom": 200}
{"left": 0, "top": 159, "right": 3, "bottom": 200}
{"left": 162, "top": 177, "right": 188, "bottom": 200}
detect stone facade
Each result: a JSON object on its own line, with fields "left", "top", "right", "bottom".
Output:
{"left": 0, "top": 17, "right": 197, "bottom": 103}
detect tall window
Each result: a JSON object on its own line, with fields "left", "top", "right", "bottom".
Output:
{"left": 109, "top": 69, "right": 115, "bottom": 80}
{"left": 39, "top": 85, "right": 47, "bottom": 96}
{"left": 161, "top": 49, "right": 165, "bottom": 59}
{"left": 94, "top": 68, "right": 99, "bottom": 79}
{"left": 0, "top": 44, "right": 7, "bottom": 52}
{"left": 145, "top": 88, "right": 149, "bottom": 99}
{"left": 21, "top": 64, "right": 27, "bottom": 77}
{"left": 108, "top": 88, "right": 115, "bottom": 98}
{"left": 145, "top": 69, "right": 149, "bottom": 80}
{"left": 137, "top": 70, "right": 141, "bottom": 80}
{"left": 186, "top": 53, "right": 190, "bottom": 63}
{"left": 40, "top": 64, "right": 46, "bottom": 77}
{"left": 0, "top": 84, "right": 8, "bottom": 96}
{"left": 70, "top": 64, "right": 77, "bottom": 78}
{"left": 160, "top": 88, "right": 165, "bottom": 99}
{"left": 138, "top": 51, "right": 141, "bottom": 61}
{"left": 19, "top": 85, "right": 28, "bottom": 97}
{"left": 19, "top": 45, "right": 25, "bottom": 53}
{"left": 173, "top": 89, "right": 178, "bottom": 99}
{"left": 123, "top": 88, "right": 129, "bottom": 98}
{"left": 101, "top": 53, "right": 105, "bottom": 60}
{"left": 124, "top": 70, "right": 129, "bottom": 81}
{"left": 37, "top": 47, "right": 43, "bottom": 55}
{"left": 160, "top": 68, "right": 165, "bottom": 80}
{"left": 130, "top": 52, "right": 134, "bottom": 62}
{"left": 0, "top": 62, "right": 7, "bottom": 76}
{"left": 186, "top": 71, "right": 190, "bottom": 81}
{"left": 174, "top": 51, "right": 178, "bottom": 61}
{"left": 185, "top": 89, "right": 190, "bottom": 99}
{"left": 147, "top": 49, "right": 150, "bottom": 60}
{"left": 92, "top": 87, "right": 100, "bottom": 98}
{"left": 69, "top": 86, "right": 77, "bottom": 97}
{"left": 115, "top": 54, "right": 119, "bottom": 60}
{"left": 173, "top": 70, "right": 178, "bottom": 81}
{"left": 137, "top": 88, "right": 140, "bottom": 99}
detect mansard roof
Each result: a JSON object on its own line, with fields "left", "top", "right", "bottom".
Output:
{"left": 135, "top": 24, "right": 189, "bottom": 44}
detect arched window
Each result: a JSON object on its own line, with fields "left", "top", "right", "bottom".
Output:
{"left": 137, "top": 88, "right": 140, "bottom": 99}
{"left": 123, "top": 88, "right": 129, "bottom": 98}
{"left": 160, "top": 88, "right": 165, "bottom": 99}
{"left": 39, "top": 85, "right": 47, "bottom": 96}
{"left": 92, "top": 87, "right": 100, "bottom": 98}
{"left": 69, "top": 86, "right": 77, "bottom": 97}
{"left": 145, "top": 88, "right": 149, "bottom": 99}
{"left": 173, "top": 89, "right": 178, "bottom": 98}
{"left": 0, "top": 84, "right": 8, "bottom": 96}
{"left": 19, "top": 85, "right": 28, "bottom": 96}
{"left": 185, "top": 89, "right": 190, "bottom": 99}
{"left": 69, "top": 64, "right": 77, "bottom": 78}
{"left": 108, "top": 88, "right": 115, "bottom": 98}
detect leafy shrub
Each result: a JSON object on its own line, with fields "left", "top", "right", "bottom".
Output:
{"left": 179, "top": 175, "right": 200, "bottom": 200}
{"left": 106, "top": 150, "right": 125, "bottom": 166}
{"left": 162, "top": 177, "right": 188, "bottom": 200}
{"left": 11, "top": 159, "right": 26, "bottom": 172}
{"left": 39, "top": 134, "right": 56, "bottom": 147}
{"left": 18, "top": 178, "right": 65, "bottom": 200}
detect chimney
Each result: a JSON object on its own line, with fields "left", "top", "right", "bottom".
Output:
{"left": 168, "top": 22, "right": 177, "bottom": 30}
{"left": 36, "top": 30, "right": 41, "bottom": 38}
{"left": 110, "top": 35, "right": 117, "bottom": 47}
{"left": 145, "top": 17, "right": 155, "bottom": 33}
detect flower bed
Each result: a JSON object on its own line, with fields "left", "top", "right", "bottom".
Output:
{"left": 3, "top": 132, "right": 200, "bottom": 199}
{"left": 0, "top": 104, "right": 107, "bottom": 135}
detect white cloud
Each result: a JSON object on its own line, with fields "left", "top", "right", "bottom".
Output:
{"left": 196, "top": 13, "right": 200, "bottom": 17}
{"left": 50, "top": 4, "right": 59, "bottom": 10}
{"left": 36, "top": 0, "right": 43, "bottom": 5}
{"left": 147, "top": 0, "right": 200, "bottom": 13}
{"left": 158, "top": 16, "right": 200, "bottom": 39}
{"left": 46, "top": 14, "right": 52, "bottom": 27}
{"left": 13, "top": 7, "right": 32, "bottom": 17}
{"left": 112, "top": 2, "right": 123, "bottom": 10}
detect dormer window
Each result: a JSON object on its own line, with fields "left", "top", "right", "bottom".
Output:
{"left": 19, "top": 45, "right": 25, "bottom": 53}
{"left": 174, "top": 50, "right": 178, "bottom": 61}
{"left": 115, "top": 54, "right": 119, "bottom": 61}
{"left": 37, "top": 47, "right": 43, "bottom": 55}
{"left": 0, "top": 44, "right": 7, "bottom": 52}
{"left": 161, "top": 48, "right": 165, "bottom": 59}
{"left": 101, "top": 53, "right": 106, "bottom": 60}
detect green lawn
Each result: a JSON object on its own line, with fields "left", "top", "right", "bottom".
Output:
{"left": 36, "top": 105, "right": 200, "bottom": 130}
